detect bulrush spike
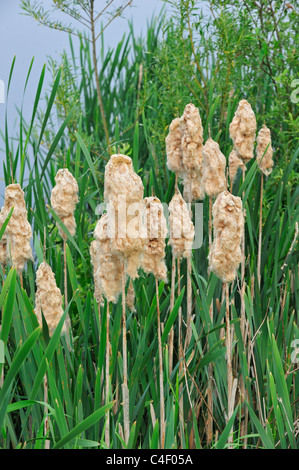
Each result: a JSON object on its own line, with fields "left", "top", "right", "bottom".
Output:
{"left": 228, "top": 149, "right": 246, "bottom": 188}
{"left": 0, "top": 183, "right": 33, "bottom": 274}
{"left": 51, "top": 168, "right": 79, "bottom": 240}
{"left": 180, "top": 103, "right": 205, "bottom": 202}
{"left": 104, "top": 153, "right": 145, "bottom": 280}
{"left": 202, "top": 137, "right": 227, "bottom": 198}
{"left": 229, "top": 99, "right": 257, "bottom": 164}
{"left": 35, "top": 262, "right": 70, "bottom": 337}
{"left": 208, "top": 190, "right": 244, "bottom": 284}
{"left": 168, "top": 192, "right": 194, "bottom": 260}
{"left": 256, "top": 124, "right": 274, "bottom": 176}
{"left": 93, "top": 213, "right": 122, "bottom": 304}
{"left": 142, "top": 196, "right": 168, "bottom": 281}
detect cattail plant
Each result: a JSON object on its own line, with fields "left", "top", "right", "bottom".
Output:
{"left": 202, "top": 137, "right": 226, "bottom": 443}
{"left": 51, "top": 168, "right": 79, "bottom": 308}
{"left": 229, "top": 100, "right": 256, "bottom": 419}
{"left": 209, "top": 190, "right": 244, "bottom": 441}
{"left": 228, "top": 150, "right": 246, "bottom": 190}
{"left": 165, "top": 117, "right": 184, "bottom": 176}
{"left": 168, "top": 191, "right": 194, "bottom": 435}
{"left": 256, "top": 124, "right": 274, "bottom": 288}
{"left": 35, "top": 260, "right": 69, "bottom": 449}
{"left": 104, "top": 153, "right": 145, "bottom": 445}
{"left": 0, "top": 184, "right": 33, "bottom": 280}
{"left": 142, "top": 195, "right": 167, "bottom": 449}
{"left": 104, "top": 153, "right": 145, "bottom": 280}
{"left": 91, "top": 212, "right": 123, "bottom": 448}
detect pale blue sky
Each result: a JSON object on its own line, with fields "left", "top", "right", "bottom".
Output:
{"left": 0, "top": 0, "right": 169, "bottom": 192}
{"left": 0, "top": 0, "right": 168, "bottom": 130}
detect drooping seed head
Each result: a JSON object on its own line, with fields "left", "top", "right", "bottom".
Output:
{"left": 0, "top": 183, "right": 33, "bottom": 273}
{"left": 229, "top": 99, "right": 257, "bottom": 163}
{"left": 142, "top": 196, "right": 168, "bottom": 281}
{"left": 228, "top": 149, "right": 246, "bottom": 185}
{"left": 169, "top": 192, "right": 194, "bottom": 259}
{"left": 51, "top": 168, "right": 79, "bottom": 240}
{"left": 256, "top": 125, "right": 274, "bottom": 176}
{"left": 35, "top": 261, "right": 69, "bottom": 336}
{"left": 202, "top": 137, "right": 227, "bottom": 198}
{"left": 209, "top": 190, "right": 244, "bottom": 283}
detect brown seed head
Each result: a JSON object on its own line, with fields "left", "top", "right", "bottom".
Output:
{"left": 0, "top": 183, "right": 33, "bottom": 273}
{"left": 208, "top": 191, "right": 244, "bottom": 283}
{"left": 256, "top": 125, "right": 274, "bottom": 176}
{"left": 202, "top": 137, "right": 227, "bottom": 198}
{"left": 51, "top": 169, "right": 79, "bottom": 240}
{"left": 229, "top": 99, "right": 257, "bottom": 163}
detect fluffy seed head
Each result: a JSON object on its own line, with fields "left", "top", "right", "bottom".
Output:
{"left": 142, "top": 196, "right": 167, "bottom": 281}
{"left": 202, "top": 138, "right": 227, "bottom": 198}
{"left": 0, "top": 183, "right": 33, "bottom": 273}
{"left": 126, "top": 279, "right": 136, "bottom": 312}
{"left": 228, "top": 149, "right": 246, "bottom": 185}
{"left": 51, "top": 169, "right": 79, "bottom": 240}
{"left": 180, "top": 104, "right": 204, "bottom": 201}
{"left": 229, "top": 99, "right": 257, "bottom": 163}
{"left": 166, "top": 117, "right": 185, "bottom": 175}
{"left": 104, "top": 154, "right": 145, "bottom": 279}
{"left": 90, "top": 240, "right": 104, "bottom": 306}
{"left": 208, "top": 191, "right": 244, "bottom": 283}
{"left": 256, "top": 125, "right": 274, "bottom": 176}
{"left": 35, "top": 261, "right": 69, "bottom": 336}
{"left": 169, "top": 192, "right": 194, "bottom": 258}
{"left": 93, "top": 213, "right": 123, "bottom": 304}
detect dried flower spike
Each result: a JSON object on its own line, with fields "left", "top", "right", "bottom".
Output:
{"left": 256, "top": 125, "right": 274, "bottom": 176}
{"left": 142, "top": 196, "right": 168, "bottom": 281}
{"left": 90, "top": 240, "right": 104, "bottom": 306}
{"left": 51, "top": 169, "right": 79, "bottom": 240}
{"left": 0, "top": 183, "right": 33, "bottom": 273}
{"left": 169, "top": 192, "right": 194, "bottom": 259}
{"left": 229, "top": 99, "right": 257, "bottom": 163}
{"left": 228, "top": 149, "right": 246, "bottom": 185}
{"left": 166, "top": 117, "right": 184, "bottom": 176}
{"left": 180, "top": 103, "right": 205, "bottom": 201}
{"left": 209, "top": 191, "right": 244, "bottom": 283}
{"left": 126, "top": 280, "right": 136, "bottom": 312}
{"left": 35, "top": 261, "right": 69, "bottom": 336}
{"left": 93, "top": 213, "right": 123, "bottom": 304}
{"left": 202, "top": 138, "right": 227, "bottom": 198}
{"left": 104, "top": 153, "right": 145, "bottom": 279}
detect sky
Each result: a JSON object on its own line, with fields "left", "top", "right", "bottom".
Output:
{"left": 0, "top": 0, "right": 169, "bottom": 194}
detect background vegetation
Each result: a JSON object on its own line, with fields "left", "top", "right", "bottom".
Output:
{"left": 0, "top": 0, "right": 298, "bottom": 449}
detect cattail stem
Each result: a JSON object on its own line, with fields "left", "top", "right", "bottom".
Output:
{"left": 209, "top": 196, "right": 212, "bottom": 252}
{"left": 168, "top": 256, "right": 176, "bottom": 376}
{"left": 257, "top": 172, "right": 263, "bottom": 289}
{"left": 105, "top": 301, "right": 110, "bottom": 448}
{"left": 156, "top": 275, "right": 165, "bottom": 449}
{"left": 225, "top": 283, "right": 233, "bottom": 445}
{"left": 177, "top": 258, "right": 184, "bottom": 442}
{"left": 63, "top": 240, "right": 67, "bottom": 308}
{"left": 207, "top": 301, "right": 213, "bottom": 445}
{"left": 122, "top": 266, "right": 130, "bottom": 445}
{"left": 185, "top": 187, "right": 192, "bottom": 351}
{"left": 44, "top": 374, "right": 50, "bottom": 449}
